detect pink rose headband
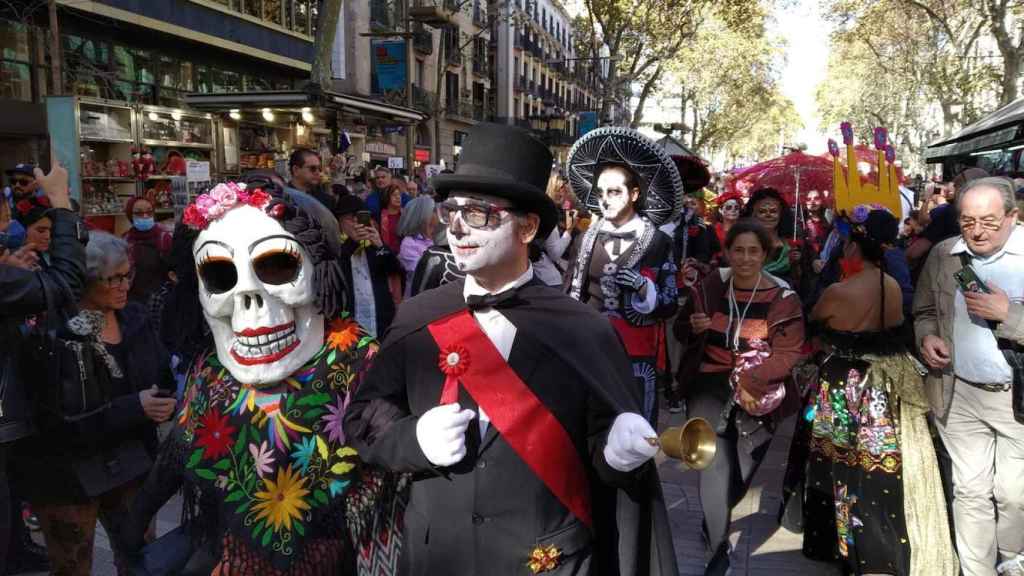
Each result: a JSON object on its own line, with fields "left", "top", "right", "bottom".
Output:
{"left": 182, "top": 182, "right": 278, "bottom": 230}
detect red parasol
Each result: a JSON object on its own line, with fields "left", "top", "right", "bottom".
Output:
{"left": 725, "top": 151, "right": 834, "bottom": 206}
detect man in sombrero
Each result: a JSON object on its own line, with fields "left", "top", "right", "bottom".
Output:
{"left": 344, "top": 123, "right": 677, "bottom": 575}
{"left": 564, "top": 127, "right": 683, "bottom": 423}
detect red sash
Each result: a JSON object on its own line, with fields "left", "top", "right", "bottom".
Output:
{"left": 427, "top": 310, "right": 592, "bottom": 527}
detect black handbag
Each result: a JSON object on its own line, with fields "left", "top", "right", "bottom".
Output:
{"left": 71, "top": 439, "right": 152, "bottom": 498}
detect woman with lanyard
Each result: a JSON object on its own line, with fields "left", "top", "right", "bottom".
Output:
{"left": 674, "top": 218, "right": 805, "bottom": 576}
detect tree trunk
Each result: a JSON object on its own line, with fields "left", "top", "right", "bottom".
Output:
{"left": 1001, "top": 53, "right": 1020, "bottom": 105}
{"left": 984, "top": 0, "right": 1019, "bottom": 105}
{"left": 629, "top": 64, "right": 661, "bottom": 130}
{"left": 310, "top": 0, "right": 344, "bottom": 89}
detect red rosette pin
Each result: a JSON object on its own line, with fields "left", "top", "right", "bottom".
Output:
{"left": 437, "top": 344, "right": 470, "bottom": 405}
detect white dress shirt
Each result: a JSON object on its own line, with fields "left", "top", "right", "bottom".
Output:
{"left": 349, "top": 251, "right": 378, "bottom": 338}
{"left": 462, "top": 265, "right": 535, "bottom": 436}
{"left": 952, "top": 225, "right": 1024, "bottom": 384}
{"left": 599, "top": 215, "right": 658, "bottom": 313}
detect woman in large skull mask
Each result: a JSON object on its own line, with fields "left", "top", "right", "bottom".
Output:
{"left": 121, "top": 183, "right": 403, "bottom": 575}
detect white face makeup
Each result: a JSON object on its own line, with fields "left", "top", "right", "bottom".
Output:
{"left": 595, "top": 168, "right": 637, "bottom": 222}
{"left": 721, "top": 200, "right": 740, "bottom": 221}
{"left": 194, "top": 205, "right": 323, "bottom": 386}
{"left": 445, "top": 192, "right": 520, "bottom": 275}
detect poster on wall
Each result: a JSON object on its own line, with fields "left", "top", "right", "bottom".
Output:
{"left": 331, "top": 8, "right": 346, "bottom": 80}
{"left": 371, "top": 40, "right": 407, "bottom": 94}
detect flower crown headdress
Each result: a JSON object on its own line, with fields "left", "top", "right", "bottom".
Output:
{"left": 182, "top": 182, "right": 278, "bottom": 230}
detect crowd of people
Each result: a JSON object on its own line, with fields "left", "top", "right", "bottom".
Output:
{"left": 0, "top": 123, "right": 1022, "bottom": 576}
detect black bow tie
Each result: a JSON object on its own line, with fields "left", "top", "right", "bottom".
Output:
{"left": 466, "top": 288, "right": 523, "bottom": 311}
{"left": 602, "top": 230, "right": 636, "bottom": 257}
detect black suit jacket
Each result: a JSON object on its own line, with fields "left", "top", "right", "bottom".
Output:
{"left": 339, "top": 239, "right": 401, "bottom": 337}
{"left": 345, "top": 280, "right": 677, "bottom": 576}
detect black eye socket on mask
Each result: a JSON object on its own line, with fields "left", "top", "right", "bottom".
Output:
{"left": 198, "top": 258, "right": 238, "bottom": 294}
{"left": 252, "top": 249, "right": 301, "bottom": 285}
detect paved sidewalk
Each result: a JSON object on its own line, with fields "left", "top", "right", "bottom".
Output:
{"left": 657, "top": 410, "right": 841, "bottom": 575}
{"left": 29, "top": 412, "right": 841, "bottom": 575}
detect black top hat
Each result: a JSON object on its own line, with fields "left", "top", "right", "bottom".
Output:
{"left": 430, "top": 123, "right": 558, "bottom": 238}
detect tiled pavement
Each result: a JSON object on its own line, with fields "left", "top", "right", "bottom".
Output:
{"left": 27, "top": 412, "right": 841, "bottom": 575}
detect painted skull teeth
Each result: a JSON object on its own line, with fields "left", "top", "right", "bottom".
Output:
{"left": 230, "top": 322, "right": 301, "bottom": 365}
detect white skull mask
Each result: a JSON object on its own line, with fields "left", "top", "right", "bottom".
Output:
{"left": 194, "top": 205, "right": 324, "bottom": 386}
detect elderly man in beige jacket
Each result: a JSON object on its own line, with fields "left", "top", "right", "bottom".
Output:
{"left": 914, "top": 176, "right": 1024, "bottom": 576}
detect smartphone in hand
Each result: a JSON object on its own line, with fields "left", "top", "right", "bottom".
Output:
{"left": 954, "top": 265, "right": 991, "bottom": 294}
{"left": 356, "top": 210, "right": 372, "bottom": 227}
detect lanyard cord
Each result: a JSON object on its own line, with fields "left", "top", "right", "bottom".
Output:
{"left": 726, "top": 273, "right": 762, "bottom": 351}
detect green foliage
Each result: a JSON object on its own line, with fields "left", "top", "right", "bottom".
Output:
{"left": 658, "top": 9, "right": 801, "bottom": 162}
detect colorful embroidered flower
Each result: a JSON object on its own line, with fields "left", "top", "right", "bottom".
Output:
{"left": 249, "top": 440, "right": 275, "bottom": 478}
{"left": 195, "top": 409, "right": 237, "bottom": 461}
{"left": 290, "top": 436, "right": 316, "bottom": 474}
{"left": 321, "top": 394, "right": 348, "bottom": 444}
{"left": 14, "top": 199, "right": 32, "bottom": 216}
{"left": 527, "top": 544, "right": 561, "bottom": 573}
{"left": 252, "top": 464, "right": 311, "bottom": 533}
{"left": 326, "top": 318, "right": 360, "bottom": 352}
{"left": 328, "top": 478, "right": 349, "bottom": 497}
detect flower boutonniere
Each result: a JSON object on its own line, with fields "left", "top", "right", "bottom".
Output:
{"left": 527, "top": 544, "right": 561, "bottom": 574}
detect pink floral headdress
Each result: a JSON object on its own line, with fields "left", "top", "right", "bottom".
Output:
{"left": 182, "top": 182, "right": 274, "bottom": 230}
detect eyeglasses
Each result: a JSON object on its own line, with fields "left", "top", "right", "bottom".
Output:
{"left": 436, "top": 200, "right": 514, "bottom": 229}
{"left": 100, "top": 269, "right": 136, "bottom": 289}
{"left": 304, "top": 164, "right": 321, "bottom": 173}
{"left": 959, "top": 215, "right": 1006, "bottom": 232}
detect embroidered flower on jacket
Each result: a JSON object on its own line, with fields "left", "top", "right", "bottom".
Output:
{"left": 290, "top": 436, "right": 317, "bottom": 475}
{"left": 249, "top": 440, "right": 275, "bottom": 478}
{"left": 252, "top": 465, "right": 311, "bottom": 533}
{"left": 326, "top": 317, "right": 360, "bottom": 352}
{"left": 321, "top": 395, "right": 349, "bottom": 444}
{"left": 527, "top": 544, "right": 562, "bottom": 573}
{"left": 195, "top": 408, "right": 237, "bottom": 460}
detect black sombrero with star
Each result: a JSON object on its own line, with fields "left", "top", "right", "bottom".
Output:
{"left": 567, "top": 127, "right": 684, "bottom": 226}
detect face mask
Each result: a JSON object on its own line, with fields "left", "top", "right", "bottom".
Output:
{"left": 133, "top": 217, "right": 155, "bottom": 232}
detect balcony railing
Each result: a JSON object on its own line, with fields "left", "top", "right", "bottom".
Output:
{"left": 446, "top": 48, "right": 462, "bottom": 67}
{"left": 445, "top": 99, "right": 476, "bottom": 121}
{"left": 412, "top": 85, "right": 436, "bottom": 115}
{"left": 413, "top": 29, "right": 433, "bottom": 55}
{"left": 472, "top": 58, "right": 489, "bottom": 76}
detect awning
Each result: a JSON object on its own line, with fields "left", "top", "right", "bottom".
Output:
{"left": 184, "top": 89, "right": 428, "bottom": 123}
{"left": 926, "top": 98, "right": 1024, "bottom": 161}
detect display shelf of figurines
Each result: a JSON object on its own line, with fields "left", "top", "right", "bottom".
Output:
{"left": 236, "top": 120, "right": 294, "bottom": 172}
{"left": 45, "top": 97, "right": 219, "bottom": 233}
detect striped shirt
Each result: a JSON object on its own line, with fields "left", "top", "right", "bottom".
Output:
{"left": 700, "top": 284, "right": 783, "bottom": 374}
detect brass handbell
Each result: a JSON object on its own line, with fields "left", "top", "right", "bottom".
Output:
{"left": 645, "top": 417, "right": 717, "bottom": 470}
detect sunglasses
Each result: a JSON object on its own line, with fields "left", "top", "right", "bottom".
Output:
{"left": 13, "top": 178, "right": 33, "bottom": 186}
{"left": 436, "top": 200, "right": 515, "bottom": 229}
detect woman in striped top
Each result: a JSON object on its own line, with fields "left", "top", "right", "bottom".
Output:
{"left": 674, "top": 219, "right": 805, "bottom": 576}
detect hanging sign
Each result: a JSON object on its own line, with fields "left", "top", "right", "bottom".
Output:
{"left": 372, "top": 40, "right": 407, "bottom": 93}
{"left": 388, "top": 156, "right": 405, "bottom": 170}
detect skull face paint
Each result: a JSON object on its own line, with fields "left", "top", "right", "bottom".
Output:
{"left": 720, "top": 200, "right": 740, "bottom": 221}
{"left": 595, "top": 168, "right": 638, "bottom": 223}
{"left": 194, "top": 205, "right": 324, "bottom": 386}
{"left": 446, "top": 192, "right": 520, "bottom": 274}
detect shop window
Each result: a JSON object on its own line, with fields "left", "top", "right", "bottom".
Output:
{"left": 245, "top": 74, "right": 272, "bottom": 91}
{"left": 242, "top": 0, "right": 261, "bottom": 18}
{"left": 221, "top": 70, "right": 242, "bottom": 93}
{"left": 1, "top": 20, "right": 31, "bottom": 101}
{"left": 293, "top": 0, "right": 313, "bottom": 34}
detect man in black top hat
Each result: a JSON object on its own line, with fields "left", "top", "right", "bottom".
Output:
{"left": 344, "top": 123, "right": 678, "bottom": 576}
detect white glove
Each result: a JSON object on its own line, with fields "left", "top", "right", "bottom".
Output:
{"left": 415, "top": 403, "right": 476, "bottom": 467}
{"left": 604, "top": 412, "right": 659, "bottom": 472}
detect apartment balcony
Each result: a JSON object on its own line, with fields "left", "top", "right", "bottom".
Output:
{"left": 472, "top": 58, "right": 489, "bottom": 77}
{"left": 413, "top": 29, "right": 433, "bottom": 55}
{"left": 412, "top": 85, "right": 436, "bottom": 115}
{"left": 446, "top": 49, "right": 463, "bottom": 67}
{"left": 473, "top": 7, "right": 488, "bottom": 27}
{"left": 445, "top": 99, "right": 476, "bottom": 121}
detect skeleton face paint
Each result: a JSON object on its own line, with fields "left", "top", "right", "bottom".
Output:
{"left": 194, "top": 205, "right": 323, "bottom": 386}
{"left": 721, "top": 200, "right": 740, "bottom": 221}
{"left": 446, "top": 192, "right": 520, "bottom": 275}
{"left": 595, "top": 168, "right": 637, "bottom": 223}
